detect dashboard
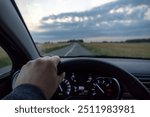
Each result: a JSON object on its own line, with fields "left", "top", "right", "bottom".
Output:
{"left": 52, "top": 72, "right": 121, "bottom": 100}
{"left": 12, "top": 58, "right": 150, "bottom": 100}
{"left": 51, "top": 58, "right": 150, "bottom": 100}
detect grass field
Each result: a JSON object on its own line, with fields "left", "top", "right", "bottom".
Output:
{"left": 36, "top": 42, "right": 70, "bottom": 54}
{"left": 81, "top": 42, "right": 150, "bottom": 58}
{"left": 0, "top": 42, "right": 150, "bottom": 69}
{"left": 0, "top": 47, "right": 12, "bottom": 68}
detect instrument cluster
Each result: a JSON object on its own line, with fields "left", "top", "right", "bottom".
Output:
{"left": 52, "top": 72, "right": 121, "bottom": 100}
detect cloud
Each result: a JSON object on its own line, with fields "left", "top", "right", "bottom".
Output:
{"left": 32, "top": 0, "right": 150, "bottom": 42}
{"left": 144, "top": 8, "right": 150, "bottom": 20}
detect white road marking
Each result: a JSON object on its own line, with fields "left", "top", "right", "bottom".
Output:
{"left": 64, "top": 44, "right": 76, "bottom": 56}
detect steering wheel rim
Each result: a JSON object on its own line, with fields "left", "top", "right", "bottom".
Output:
{"left": 58, "top": 58, "right": 150, "bottom": 99}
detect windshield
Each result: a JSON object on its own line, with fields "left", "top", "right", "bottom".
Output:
{"left": 15, "top": 0, "right": 150, "bottom": 58}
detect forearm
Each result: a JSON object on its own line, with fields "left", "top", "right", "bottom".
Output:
{"left": 3, "top": 84, "right": 46, "bottom": 100}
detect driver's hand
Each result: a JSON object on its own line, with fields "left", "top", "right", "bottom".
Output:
{"left": 14, "top": 56, "right": 65, "bottom": 99}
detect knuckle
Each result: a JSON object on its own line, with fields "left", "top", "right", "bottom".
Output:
{"left": 35, "top": 58, "right": 45, "bottom": 64}
{"left": 26, "top": 60, "right": 33, "bottom": 65}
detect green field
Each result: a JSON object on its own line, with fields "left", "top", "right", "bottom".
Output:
{"left": 81, "top": 42, "right": 150, "bottom": 58}
{"left": 36, "top": 42, "right": 70, "bottom": 54}
{"left": 0, "top": 47, "right": 12, "bottom": 68}
{"left": 1, "top": 42, "right": 150, "bottom": 69}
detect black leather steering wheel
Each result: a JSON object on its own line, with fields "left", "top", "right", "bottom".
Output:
{"left": 58, "top": 58, "right": 150, "bottom": 99}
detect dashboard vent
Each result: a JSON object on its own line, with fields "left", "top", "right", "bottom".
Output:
{"left": 135, "top": 75, "right": 150, "bottom": 91}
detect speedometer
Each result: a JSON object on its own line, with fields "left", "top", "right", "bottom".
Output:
{"left": 91, "top": 77, "right": 121, "bottom": 99}
{"left": 52, "top": 72, "right": 122, "bottom": 100}
{"left": 52, "top": 79, "right": 72, "bottom": 99}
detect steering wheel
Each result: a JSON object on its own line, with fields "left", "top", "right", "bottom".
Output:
{"left": 57, "top": 58, "right": 150, "bottom": 99}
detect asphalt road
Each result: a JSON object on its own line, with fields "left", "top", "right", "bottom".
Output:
{"left": 46, "top": 43, "right": 93, "bottom": 56}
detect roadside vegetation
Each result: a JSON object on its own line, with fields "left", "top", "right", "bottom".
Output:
{"left": 0, "top": 47, "right": 12, "bottom": 68}
{"left": 81, "top": 42, "right": 150, "bottom": 58}
{"left": 1, "top": 41, "right": 150, "bottom": 69}
{"left": 36, "top": 42, "right": 70, "bottom": 54}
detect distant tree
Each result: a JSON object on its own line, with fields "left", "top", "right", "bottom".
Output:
{"left": 126, "top": 38, "right": 150, "bottom": 43}
{"left": 102, "top": 41, "right": 108, "bottom": 43}
{"left": 67, "top": 39, "right": 84, "bottom": 43}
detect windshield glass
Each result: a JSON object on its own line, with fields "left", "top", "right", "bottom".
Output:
{"left": 15, "top": 0, "right": 150, "bottom": 58}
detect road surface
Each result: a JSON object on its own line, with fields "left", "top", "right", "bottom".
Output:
{"left": 46, "top": 43, "right": 93, "bottom": 56}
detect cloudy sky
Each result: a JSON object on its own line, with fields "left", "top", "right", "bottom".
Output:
{"left": 15, "top": 0, "right": 150, "bottom": 42}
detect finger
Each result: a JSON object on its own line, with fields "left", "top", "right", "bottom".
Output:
{"left": 50, "top": 56, "right": 60, "bottom": 67}
{"left": 58, "top": 72, "right": 65, "bottom": 84}
{"left": 42, "top": 56, "right": 51, "bottom": 59}
{"left": 42, "top": 56, "right": 60, "bottom": 68}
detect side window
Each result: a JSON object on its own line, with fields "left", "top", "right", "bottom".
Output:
{"left": 0, "top": 46, "right": 12, "bottom": 75}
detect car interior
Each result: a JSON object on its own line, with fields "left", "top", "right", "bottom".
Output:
{"left": 0, "top": 0, "right": 150, "bottom": 100}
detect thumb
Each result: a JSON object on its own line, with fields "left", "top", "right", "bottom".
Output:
{"left": 58, "top": 72, "right": 65, "bottom": 84}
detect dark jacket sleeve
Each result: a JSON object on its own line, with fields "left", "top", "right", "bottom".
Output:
{"left": 3, "top": 84, "right": 46, "bottom": 100}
